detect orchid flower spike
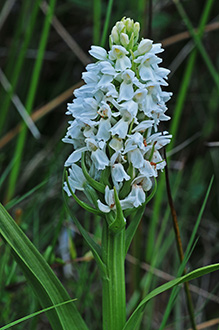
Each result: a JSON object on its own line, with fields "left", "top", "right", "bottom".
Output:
{"left": 63, "top": 17, "right": 172, "bottom": 214}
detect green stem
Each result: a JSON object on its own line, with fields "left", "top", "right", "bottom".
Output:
{"left": 102, "top": 220, "right": 126, "bottom": 330}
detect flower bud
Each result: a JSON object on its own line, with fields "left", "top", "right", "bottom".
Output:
{"left": 120, "top": 33, "right": 129, "bottom": 48}
{"left": 133, "top": 22, "right": 140, "bottom": 41}
{"left": 123, "top": 17, "right": 133, "bottom": 34}
{"left": 116, "top": 21, "right": 125, "bottom": 34}
{"left": 111, "top": 26, "right": 120, "bottom": 44}
{"left": 110, "top": 18, "right": 140, "bottom": 50}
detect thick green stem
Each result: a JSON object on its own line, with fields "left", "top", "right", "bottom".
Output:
{"left": 102, "top": 220, "right": 126, "bottom": 330}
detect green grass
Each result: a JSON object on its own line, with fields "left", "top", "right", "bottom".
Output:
{"left": 0, "top": 0, "right": 219, "bottom": 329}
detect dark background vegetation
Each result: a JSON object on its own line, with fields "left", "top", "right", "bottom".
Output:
{"left": 0, "top": 0, "right": 218, "bottom": 329}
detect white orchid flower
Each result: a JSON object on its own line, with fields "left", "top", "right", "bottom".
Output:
{"left": 109, "top": 45, "right": 131, "bottom": 71}
{"left": 89, "top": 45, "right": 108, "bottom": 60}
{"left": 134, "top": 53, "right": 162, "bottom": 82}
{"left": 63, "top": 164, "right": 86, "bottom": 195}
{"left": 123, "top": 184, "right": 145, "bottom": 208}
{"left": 134, "top": 39, "right": 153, "bottom": 56}
{"left": 63, "top": 17, "right": 172, "bottom": 210}
{"left": 118, "top": 69, "right": 136, "bottom": 102}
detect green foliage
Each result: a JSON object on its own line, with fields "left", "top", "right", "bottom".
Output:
{"left": 0, "top": 0, "right": 219, "bottom": 329}
{"left": 0, "top": 203, "right": 88, "bottom": 330}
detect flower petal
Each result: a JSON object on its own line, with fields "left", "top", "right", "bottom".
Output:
{"left": 89, "top": 46, "right": 108, "bottom": 60}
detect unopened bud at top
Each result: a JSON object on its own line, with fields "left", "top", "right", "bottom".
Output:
{"left": 109, "top": 17, "right": 140, "bottom": 51}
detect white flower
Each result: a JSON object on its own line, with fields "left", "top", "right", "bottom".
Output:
{"left": 134, "top": 39, "right": 153, "bottom": 56}
{"left": 109, "top": 137, "right": 123, "bottom": 151}
{"left": 139, "top": 160, "right": 157, "bottom": 178}
{"left": 109, "top": 45, "right": 131, "bottom": 71}
{"left": 67, "top": 97, "right": 99, "bottom": 124}
{"left": 63, "top": 17, "right": 172, "bottom": 210}
{"left": 118, "top": 70, "right": 136, "bottom": 101}
{"left": 96, "top": 118, "right": 111, "bottom": 141}
{"left": 132, "top": 120, "right": 154, "bottom": 133}
{"left": 86, "top": 138, "right": 109, "bottom": 170}
{"left": 123, "top": 184, "right": 146, "bottom": 207}
{"left": 134, "top": 53, "right": 162, "bottom": 82}
{"left": 97, "top": 185, "right": 137, "bottom": 213}
{"left": 124, "top": 133, "right": 145, "bottom": 169}
{"left": 64, "top": 164, "right": 86, "bottom": 195}
{"left": 111, "top": 163, "right": 130, "bottom": 182}
{"left": 89, "top": 46, "right": 108, "bottom": 60}
{"left": 97, "top": 186, "right": 115, "bottom": 213}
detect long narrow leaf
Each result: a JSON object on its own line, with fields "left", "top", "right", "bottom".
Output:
{"left": 0, "top": 203, "right": 88, "bottom": 330}
{"left": 63, "top": 191, "right": 107, "bottom": 278}
{"left": 100, "top": 0, "right": 114, "bottom": 47}
{"left": 0, "top": 299, "right": 76, "bottom": 330}
{"left": 123, "top": 263, "right": 219, "bottom": 330}
{"left": 6, "top": 0, "right": 56, "bottom": 201}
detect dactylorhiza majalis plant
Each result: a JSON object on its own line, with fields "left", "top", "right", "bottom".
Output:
{"left": 63, "top": 17, "right": 172, "bottom": 329}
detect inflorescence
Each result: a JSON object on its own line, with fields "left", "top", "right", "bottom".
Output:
{"left": 63, "top": 17, "right": 172, "bottom": 213}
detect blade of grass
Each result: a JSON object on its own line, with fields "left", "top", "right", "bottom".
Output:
{"left": 0, "top": 0, "right": 41, "bottom": 135}
{"left": 172, "top": 0, "right": 219, "bottom": 90}
{"left": 164, "top": 149, "right": 197, "bottom": 330}
{"left": 159, "top": 176, "right": 214, "bottom": 330}
{"left": 146, "top": 0, "right": 215, "bottom": 262}
{"left": 123, "top": 264, "right": 219, "bottom": 330}
{"left": 5, "top": 179, "right": 47, "bottom": 210}
{"left": 0, "top": 203, "right": 88, "bottom": 330}
{"left": 93, "top": 0, "right": 101, "bottom": 45}
{"left": 40, "top": 2, "right": 90, "bottom": 66}
{"left": 5, "top": 0, "right": 56, "bottom": 202}
{"left": 0, "top": 299, "right": 77, "bottom": 330}
{"left": 0, "top": 68, "right": 41, "bottom": 139}
{"left": 100, "top": 0, "right": 114, "bottom": 47}
{"left": 137, "top": 0, "right": 147, "bottom": 34}
{"left": 0, "top": 157, "right": 17, "bottom": 188}
{"left": 0, "top": 0, "right": 16, "bottom": 31}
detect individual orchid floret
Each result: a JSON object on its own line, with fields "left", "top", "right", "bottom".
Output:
{"left": 134, "top": 53, "right": 162, "bottom": 83}
{"left": 86, "top": 138, "right": 109, "bottom": 170}
{"left": 89, "top": 46, "right": 108, "bottom": 61}
{"left": 98, "top": 186, "right": 137, "bottom": 213}
{"left": 134, "top": 39, "right": 153, "bottom": 56}
{"left": 63, "top": 164, "right": 86, "bottom": 196}
{"left": 63, "top": 16, "right": 172, "bottom": 214}
{"left": 123, "top": 183, "right": 146, "bottom": 208}
{"left": 109, "top": 45, "right": 131, "bottom": 71}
